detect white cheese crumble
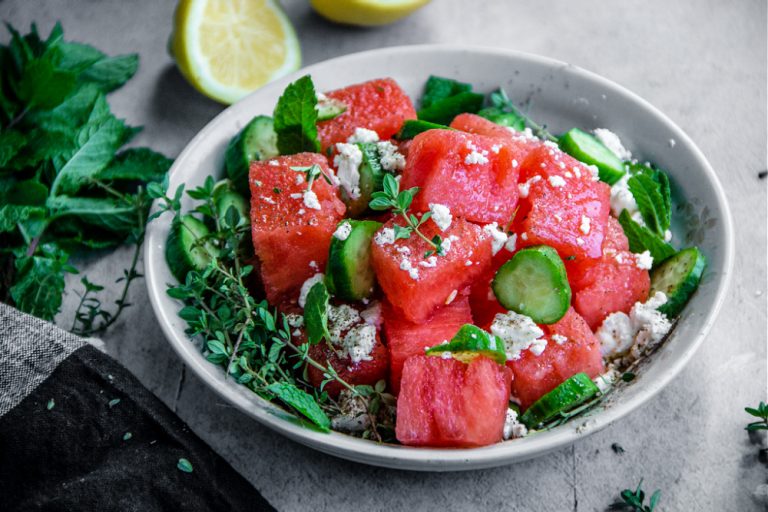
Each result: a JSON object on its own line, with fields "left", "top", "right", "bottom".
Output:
{"left": 504, "top": 233, "right": 517, "bottom": 253}
{"left": 580, "top": 215, "right": 591, "bottom": 235}
{"left": 512, "top": 159, "right": 519, "bottom": 168}
{"left": 327, "top": 304, "right": 361, "bottom": 341}
{"left": 572, "top": 166, "right": 582, "bottom": 178}
{"left": 635, "top": 250, "right": 653, "bottom": 270}
{"left": 551, "top": 333, "right": 568, "bottom": 345}
{"left": 429, "top": 203, "right": 453, "bottom": 231}
{"left": 347, "top": 127, "right": 380, "bottom": 144}
{"left": 333, "top": 142, "right": 364, "bottom": 200}
{"left": 268, "top": 160, "right": 280, "bottom": 167}
{"left": 587, "top": 164, "right": 600, "bottom": 181}
{"left": 333, "top": 221, "right": 353, "bottom": 241}
{"left": 303, "top": 190, "right": 321, "bottom": 210}
{"left": 528, "top": 337, "right": 548, "bottom": 356}
{"left": 609, "top": 173, "right": 641, "bottom": 221}
{"left": 593, "top": 368, "right": 620, "bottom": 393}
{"left": 309, "top": 260, "right": 318, "bottom": 270}
{"left": 261, "top": 195, "right": 276, "bottom": 205}
{"left": 518, "top": 175, "right": 541, "bottom": 198}
{"left": 445, "top": 289, "right": 458, "bottom": 305}
{"left": 295, "top": 174, "right": 305, "bottom": 185}
{"left": 664, "top": 230, "right": 672, "bottom": 242}
{"left": 503, "top": 408, "right": 528, "bottom": 440}
{"left": 521, "top": 232, "right": 528, "bottom": 241}
{"left": 440, "top": 235, "right": 459, "bottom": 255}
{"left": 343, "top": 324, "right": 377, "bottom": 364}
{"left": 418, "top": 256, "right": 438, "bottom": 268}
{"left": 285, "top": 313, "right": 304, "bottom": 329}
{"left": 482, "top": 222, "right": 509, "bottom": 256}
{"left": 490, "top": 311, "right": 546, "bottom": 360}
{"left": 596, "top": 292, "right": 672, "bottom": 359}
{"left": 399, "top": 257, "right": 420, "bottom": 280}
{"left": 298, "top": 273, "right": 325, "bottom": 308}
{"left": 377, "top": 141, "right": 406, "bottom": 172}
{"left": 374, "top": 227, "right": 395, "bottom": 246}
{"left": 548, "top": 175, "right": 567, "bottom": 188}
{"left": 289, "top": 193, "right": 303, "bottom": 199}
{"left": 464, "top": 141, "right": 489, "bottom": 165}
{"left": 593, "top": 128, "right": 632, "bottom": 160}
{"left": 491, "top": 144, "right": 501, "bottom": 154}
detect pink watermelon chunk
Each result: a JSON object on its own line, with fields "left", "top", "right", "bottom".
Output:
{"left": 249, "top": 153, "right": 345, "bottom": 304}
{"left": 514, "top": 145, "right": 611, "bottom": 260}
{"left": 396, "top": 355, "right": 512, "bottom": 447}
{"left": 450, "top": 113, "right": 540, "bottom": 160}
{"left": 370, "top": 216, "right": 492, "bottom": 323}
{"left": 382, "top": 295, "right": 473, "bottom": 395}
{"left": 507, "top": 308, "right": 604, "bottom": 410}
{"left": 399, "top": 129, "right": 521, "bottom": 224}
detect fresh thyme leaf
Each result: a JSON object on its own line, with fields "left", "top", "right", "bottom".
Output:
{"left": 266, "top": 381, "right": 331, "bottom": 432}
{"left": 176, "top": 458, "right": 193, "bottom": 473}
{"left": 273, "top": 75, "right": 320, "bottom": 155}
{"left": 304, "top": 281, "right": 331, "bottom": 345}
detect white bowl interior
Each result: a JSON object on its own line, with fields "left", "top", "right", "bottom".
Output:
{"left": 144, "top": 45, "right": 733, "bottom": 471}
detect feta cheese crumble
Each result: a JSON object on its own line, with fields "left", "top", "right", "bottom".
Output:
{"left": 333, "top": 142, "right": 364, "bottom": 200}
{"left": 490, "top": 311, "right": 546, "bottom": 360}
{"left": 440, "top": 235, "right": 459, "bottom": 255}
{"left": 334, "top": 221, "right": 353, "bottom": 241}
{"left": 343, "top": 324, "right": 377, "bottom": 364}
{"left": 548, "top": 175, "right": 567, "bottom": 188}
{"left": 518, "top": 175, "right": 541, "bottom": 198}
{"left": 504, "top": 233, "right": 518, "bottom": 253}
{"left": 528, "top": 337, "right": 548, "bottom": 356}
{"left": 483, "top": 222, "right": 509, "bottom": 256}
{"left": 551, "top": 333, "right": 568, "bottom": 345}
{"left": 609, "top": 173, "right": 641, "bottom": 221}
{"left": 635, "top": 250, "right": 653, "bottom": 270}
{"left": 596, "top": 292, "right": 672, "bottom": 360}
{"left": 503, "top": 408, "right": 528, "bottom": 440}
{"left": 377, "top": 141, "right": 406, "bottom": 172}
{"left": 419, "top": 256, "right": 438, "bottom": 268}
{"left": 429, "top": 203, "right": 453, "bottom": 231}
{"left": 399, "top": 257, "right": 420, "bottom": 280}
{"left": 580, "top": 215, "right": 591, "bottom": 235}
{"left": 298, "top": 273, "right": 325, "bottom": 308}
{"left": 347, "top": 127, "right": 379, "bottom": 144}
{"left": 303, "top": 190, "right": 321, "bottom": 210}
{"left": 593, "top": 128, "right": 632, "bottom": 160}
{"left": 261, "top": 195, "right": 276, "bottom": 205}
{"left": 374, "top": 227, "right": 395, "bottom": 246}
{"left": 593, "top": 368, "right": 620, "bottom": 393}
{"left": 445, "top": 289, "right": 458, "bottom": 305}
{"left": 464, "top": 141, "right": 489, "bottom": 165}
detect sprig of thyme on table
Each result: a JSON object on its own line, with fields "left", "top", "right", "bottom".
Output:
{"left": 369, "top": 174, "right": 444, "bottom": 257}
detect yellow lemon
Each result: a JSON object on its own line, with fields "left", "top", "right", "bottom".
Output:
{"left": 170, "top": 0, "right": 301, "bottom": 104}
{"left": 310, "top": 0, "right": 432, "bottom": 27}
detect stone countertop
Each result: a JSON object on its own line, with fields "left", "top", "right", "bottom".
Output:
{"left": 2, "top": 0, "right": 766, "bottom": 510}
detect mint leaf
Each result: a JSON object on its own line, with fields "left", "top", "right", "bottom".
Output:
{"left": 303, "top": 280, "right": 331, "bottom": 345}
{"left": 81, "top": 54, "right": 138, "bottom": 92}
{"left": 95, "top": 147, "right": 172, "bottom": 183}
{"left": 273, "top": 75, "right": 320, "bottom": 155}
{"left": 627, "top": 173, "right": 667, "bottom": 236}
{"left": 16, "top": 54, "right": 77, "bottom": 110}
{"left": 56, "top": 41, "right": 104, "bottom": 72}
{"left": 0, "top": 204, "right": 44, "bottom": 232}
{"left": 0, "top": 129, "right": 26, "bottom": 167}
{"left": 265, "top": 382, "right": 331, "bottom": 432}
{"left": 421, "top": 75, "right": 472, "bottom": 109}
{"left": 47, "top": 196, "right": 139, "bottom": 237}
{"left": 617, "top": 210, "right": 675, "bottom": 264}
{"left": 26, "top": 84, "right": 103, "bottom": 132}
{"left": 10, "top": 243, "right": 76, "bottom": 321}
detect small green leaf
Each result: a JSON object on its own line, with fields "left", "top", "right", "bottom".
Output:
{"left": 46, "top": 398, "right": 55, "bottom": 410}
{"left": 617, "top": 210, "right": 675, "bottom": 264}
{"left": 80, "top": 54, "right": 139, "bottom": 92}
{"left": 273, "top": 75, "right": 320, "bottom": 155}
{"left": 628, "top": 173, "right": 667, "bottom": 236}
{"left": 17, "top": 55, "right": 77, "bottom": 110}
{"left": 303, "top": 281, "right": 331, "bottom": 345}
{"left": 108, "top": 398, "right": 121, "bottom": 408}
{"left": 122, "top": 432, "right": 132, "bottom": 441}
{"left": 177, "top": 457, "right": 193, "bottom": 473}
{"left": 420, "top": 75, "right": 472, "bottom": 109}
{"left": 266, "top": 381, "right": 331, "bottom": 432}
{"left": 94, "top": 147, "right": 172, "bottom": 183}
{"left": 10, "top": 243, "right": 74, "bottom": 321}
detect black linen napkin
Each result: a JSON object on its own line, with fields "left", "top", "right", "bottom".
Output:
{"left": 0, "top": 303, "right": 275, "bottom": 512}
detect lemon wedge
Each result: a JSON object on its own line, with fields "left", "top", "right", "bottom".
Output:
{"left": 170, "top": 0, "right": 301, "bottom": 104}
{"left": 310, "top": 0, "right": 431, "bottom": 26}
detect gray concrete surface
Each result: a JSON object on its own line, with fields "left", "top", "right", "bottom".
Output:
{"left": 2, "top": 0, "right": 766, "bottom": 510}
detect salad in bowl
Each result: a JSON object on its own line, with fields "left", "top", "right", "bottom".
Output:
{"left": 154, "top": 72, "right": 707, "bottom": 449}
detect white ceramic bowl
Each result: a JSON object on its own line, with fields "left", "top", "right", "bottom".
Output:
{"left": 145, "top": 45, "right": 733, "bottom": 471}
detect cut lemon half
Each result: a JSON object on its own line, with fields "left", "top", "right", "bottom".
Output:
{"left": 170, "top": 0, "right": 301, "bottom": 104}
{"left": 310, "top": 0, "right": 432, "bottom": 27}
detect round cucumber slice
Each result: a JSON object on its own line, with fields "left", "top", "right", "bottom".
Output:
{"left": 165, "top": 214, "right": 220, "bottom": 282}
{"left": 492, "top": 245, "right": 571, "bottom": 324}
{"left": 212, "top": 179, "right": 249, "bottom": 228}
{"left": 425, "top": 324, "right": 507, "bottom": 364}
{"left": 225, "top": 115, "right": 279, "bottom": 193}
{"left": 650, "top": 247, "right": 706, "bottom": 318}
{"left": 520, "top": 373, "right": 600, "bottom": 428}
{"left": 558, "top": 128, "right": 625, "bottom": 185}
{"left": 326, "top": 220, "right": 382, "bottom": 301}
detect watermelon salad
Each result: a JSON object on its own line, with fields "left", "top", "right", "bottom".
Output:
{"left": 162, "top": 75, "right": 706, "bottom": 448}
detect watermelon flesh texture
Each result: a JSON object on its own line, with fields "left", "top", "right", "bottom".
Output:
{"left": 514, "top": 145, "right": 611, "bottom": 260}
{"left": 249, "top": 153, "right": 345, "bottom": 304}
{"left": 317, "top": 78, "right": 417, "bottom": 151}
{"left": 370, "top": 216, "right": 492, "bottom": 323}
{"left": 507, "top": 307, "right": 604, "bottom": 411}
{"left": 469, "top": 250, "right": 514, "bottom": 330}
{"left": 450, "top": 113, "right": 540, "bottom": 159}
{"left": 306, "top": 332, "right": 389, "bottom": 399}
{"left": 399, "top": 129, "right": 522, "bottom": 225}
{"left": 382, "top": 295, "right": 473, "bottom": 395}
{"left": 396, "top": 355, "right": 512, "bottom": 447}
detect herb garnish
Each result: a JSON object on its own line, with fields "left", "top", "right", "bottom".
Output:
{"left": 616, "top": 479, "right": 661, "bottom": 512}
{"left": 745, "top": 401, "right": 768, "bottom": 431}
{"left": 291, "top": 163, "right": 333, "bottom": 193}
{"left": 0, "top": 23, "right": 171, "bottom": 330}
{"left": 273, "top": 75, "right": 320, "bottom": 155}
{"left": 176, "top": 458, "right": 193, "bottom": 473}
{"left": 369, "top": 174, "right": 444, "bottom": 257}
{"left": 485, "top": 88, "right": 557, "bottom": 141}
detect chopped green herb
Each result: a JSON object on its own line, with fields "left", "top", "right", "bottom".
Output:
{"left": 621, "top": 372, "right": 636, "bottom": 382}
{"left": 745, "top": 401, "right": 768, "bottom": 431}
{"left": 122, "top": 432, "right": 132, "bottom": 441}
{"left": 46, "top": 398, "right": 55, "bottom": 410}
{"left": 177, "top": 458, "right": 193, "bottom": 473}
{"left": 272, "top": 187, "right": 281, "bottom": 194}
{"left": 108, "top": 398, "right": 121, "bottom": 408}
{"left": 618, "top": 479, "right": 661, "bottom": 512}
{"left": 303, "top": 281, "right": 331, "bottom": 345}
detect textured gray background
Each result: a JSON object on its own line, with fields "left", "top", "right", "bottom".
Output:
{"left": 2, "top": 0, "right": 767, "bottom": 510}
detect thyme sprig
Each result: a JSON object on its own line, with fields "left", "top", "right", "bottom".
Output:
{"left": 489, "top": 88, "right": 557, "bottom": 142}
{"left": 369, "top": 174, "right": 444, "bottom": 257}
{"left": 291, "top": 164, "right": 333, "bottom": 193}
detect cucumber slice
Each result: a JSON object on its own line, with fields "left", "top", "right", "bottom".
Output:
{"left": 225, "top": 115, "right": 279, "bottom": 193}
{"left": 425, "top": 324, "right": 507, "bottom": 364}
{"left": 344, "top": 142, "right": 386, "bottom": 217}
{"left": 166, "top": 214, "right": 220, "bottom": 282}
{"left": 492, "top": 245, "right": 571, "bottom": 324}
{"left": 417, "top": 91, "right": 485, "bottom": 125}
{"left": 212, "top": 180, "right": 249, "bottom": 228}
{"left": 316, "top": 96, "right": 347, "bottom": 121}
{"left": 325, "top": 220, "right": 383, "bottom": 301}
{"left": 558, "top": 128, "right": 625, "bottom": 185}
{"left": 520, "top": 373, "right": 600, "bottom": 428}
{"left": 395, "top": 119, "right": 450, "bottom": 140}
{"left": 477, "top": 107, "right": 525, "bottom": 131}
{"left": 650, "top": 247, "right": 706, "bottom": 318}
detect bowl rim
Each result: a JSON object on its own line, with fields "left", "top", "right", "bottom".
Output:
{"left": 144, "top": 43, "right": 734, "bottom": 471}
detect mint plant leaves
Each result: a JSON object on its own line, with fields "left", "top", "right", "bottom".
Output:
{"left": 273, "top": 74, "right": 321, "bottom": 155}
{"left": 0, "top": 22, "right": 171, "bottom": 331}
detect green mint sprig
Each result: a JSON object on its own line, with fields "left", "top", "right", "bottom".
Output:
{"left": 273, "top": 75, "right": 320, "bottom": 155}
{"left": 368, "top": 174, "right": 444, "bottom": 257}
{"left": 745, "top": 401, "right": 768, "bottom": 431}
{"left": 618, "top": 479, "right": 661, "bottom": 512}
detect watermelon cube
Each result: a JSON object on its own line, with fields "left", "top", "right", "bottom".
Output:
{"left": 396, "top": 355, "right": 512, "bottom": 447}
{"left": 249, "top": 153, "right": 346, "bottom": 304}
{"left": 382, "top": 295, "right": 473, "bottom": 395}
{"left": 450, "top": 113, "right": 540, "bottom": 160}
{"left": 370, "top": 216, "right": 492, "bottom": 323}
{"left": 399, "top": 129, "right": 522, "bottom": 224}
{"left": 506, "top": 308, "right": 604, "bottom": 410}
{"left": 514, "top": 145, "right": 611, "bottom": 260}
{"left": 317, "top": 78, "right": 416, "bottom": 151}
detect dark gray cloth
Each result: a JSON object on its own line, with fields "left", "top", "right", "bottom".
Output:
{"left": 0, "top": 303, "right": 275, "bottom": 512}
